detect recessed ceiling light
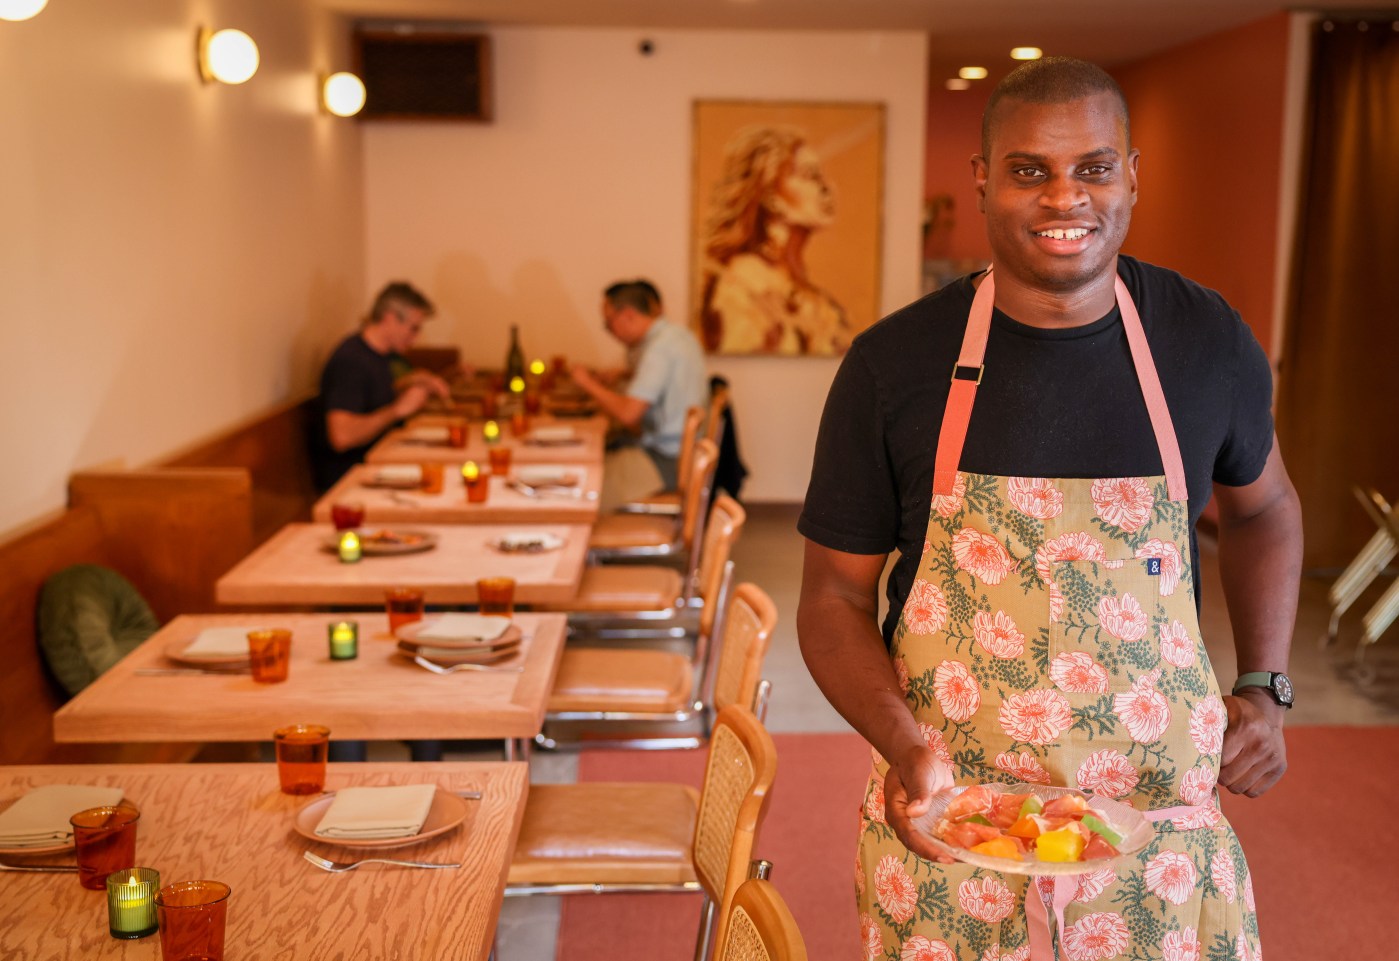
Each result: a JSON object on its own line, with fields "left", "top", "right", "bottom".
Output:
{"left": 945, "top": 78, "right": 972, "bottom": 91}
{"left": 1011, "top": 47, "right": 1043, "bottom": 61}
{"left": 958, "top": 66, "right": 988, "bottom": 80}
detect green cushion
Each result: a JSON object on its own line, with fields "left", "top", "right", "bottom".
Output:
{"left": 38, "top": 565, "right": 159, "bottom": 697}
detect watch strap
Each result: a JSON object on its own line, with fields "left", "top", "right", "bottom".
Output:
{"left": 1232, "top": 671, "right": 1274, "bottom": 693}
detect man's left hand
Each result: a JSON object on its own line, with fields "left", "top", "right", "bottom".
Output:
{"left": 1218, "top": 691, "right": 1287, "bottom": 797}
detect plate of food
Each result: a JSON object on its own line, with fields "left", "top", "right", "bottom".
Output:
{"left": 488, "top": 531, "right": 565, "bottom": 554}
{"left": 293, "top": 788, "right": 469, "bottom": 850}
{"left": 914, "top": 782, "right": 1153, "bottom": 876}
{"left": 322, "top": 529, "right": 438, "bottom": 556}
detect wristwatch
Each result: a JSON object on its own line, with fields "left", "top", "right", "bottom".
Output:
{"left": 1231, "top": 671, "right": 1294, "bottom": 708}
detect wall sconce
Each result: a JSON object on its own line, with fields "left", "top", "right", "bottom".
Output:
{"left": 0, "top": 0, "right": 49, "bottom": 21}
{"left": 322, "top": 72, "right": 366, "bottom": 118}
{"left": 196, "top": 26, "right": 260, "bottom": 85}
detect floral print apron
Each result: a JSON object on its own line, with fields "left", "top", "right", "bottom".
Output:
{"left": 856, "top": 270, "right": 1262, "bottom": 961}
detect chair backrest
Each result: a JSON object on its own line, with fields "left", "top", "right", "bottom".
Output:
{"left": 674, "top": 405, "right": 706, "bottom": 499}
{"left": 694, "top": 493, "right": 747, "bottom": 634}
{"left": 709, "top": 583, "right": 777, "bottom": 715}
{"left": 692, "top": 705, "right": 778, "bottom": 953}
{"left": 719, "top": 878, "right": 808, "bottom": 961}
{"left": 680, "top": 438, "right": 720, "bottom": 553}
{"left": 704, "top": 383, "right": 730, "bottom": 447}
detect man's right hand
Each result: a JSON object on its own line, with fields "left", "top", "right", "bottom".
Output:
{"left": 392, "top": 383, "right": 431, "bottom": 419}
{"left": 884, "top": 745, "right": 956, "bottom": 862}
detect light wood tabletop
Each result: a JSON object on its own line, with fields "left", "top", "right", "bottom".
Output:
{"left": 214, "top": 523, "right": 590, "bottom": 607}
{"left": 0, "top": 761, "right": 527, "bottom": 961}
{"left": 311, "top": 462, "right": 602, "bottom": 526}
{"left": 53, "top": 613, "right": 566, "bottom": 745}
{"left": 365, "top": 416, "right": 607, "bottom": 466}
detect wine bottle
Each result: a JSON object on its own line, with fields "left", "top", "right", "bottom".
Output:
{"left": 505, "top": 325, "right": 525, "bottom": 382}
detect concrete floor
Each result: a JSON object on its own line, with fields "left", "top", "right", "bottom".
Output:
{"left": 431, "top": 502, "right": 1399, "bottom": 958}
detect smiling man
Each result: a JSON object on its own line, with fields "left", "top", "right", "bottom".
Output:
{"left": 797, "top": 58, "right": 1301, "bottom": 960}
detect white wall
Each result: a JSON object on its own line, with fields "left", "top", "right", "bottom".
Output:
{"left": 0, "top": 0, "right": 365, "bottom": 536}
{"left": 364, "top": 27, "right": 928, "bottom": 502}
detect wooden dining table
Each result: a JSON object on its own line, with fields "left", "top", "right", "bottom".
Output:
{"left": 365, "top": 416, "right": 607, "bottom": 466}
{"left": 53, "top": 613, "right": 566, "bottom": 753}
{"left": 214, "top": 522, "right": 590, "bottom": 608}
{"left": 311, "top": 461, "right": 603, "bottom": 526}
{"left": 0, "top": 760, "right": 526, "bottom": 960}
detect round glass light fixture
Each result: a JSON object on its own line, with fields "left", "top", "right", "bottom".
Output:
{"left": 1011, "top": 47, "right": 1043, "bottom": 61}
{"left": 322, "top": 72, "right": 366, "bottom": 117}
{"left": 0, "top": 0, "right": 48, "bottom": 21}
{"left": 958, "top": 66, "right": 988, "bottom": 80}
{"left": 197, "top": 27, "right": 260, "bottom": 85}
{"left": 945, "top": 78, "right": 972, "bottom": 91}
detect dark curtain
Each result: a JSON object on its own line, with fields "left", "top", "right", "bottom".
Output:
{"left": 1276, "top": 18, "right": 1399, "bottom": 569}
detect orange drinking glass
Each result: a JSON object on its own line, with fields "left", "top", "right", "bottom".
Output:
{"left": 447, "top": 421, "right": 468, "bottom": 448}
{"left": 523, "top": 391, "right": 542, "bottom": 415}
{"left": 330, "top": 502, "right": 365, "bottom": 531}
{"left": 480, "top": 392, "right": 499, "bottom": 419}
{"left": 156, "top": 881, "right": 231, "bottom": 961}
{"left": 246, "top": 629, "right": 291, "bottom": 684}
{"left": 476, "top": 577, "right": 516, "bottom": 616}
{"left": 385, "top": 587, "right": 425, "bottom": 632}
{"left": 509, "top": 411, "right": 530, "bottom": 437}
{"left": 488, "top": 446, "right": 512, "bottom": 476}
{"left": 273, "top": 725, "right": 330, "bottom": 795}
{"left": 71, "top": 804, "right": 140, "bottom": 891}
{"left": 419, "top": 462, "right": 444, "bottom": 494}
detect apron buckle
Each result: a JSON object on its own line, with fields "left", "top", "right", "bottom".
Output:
{"left": 951, "top": 363, "right": 984, "bottom": 385}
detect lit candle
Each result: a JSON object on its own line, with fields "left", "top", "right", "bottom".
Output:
{"left": 461, "top": 460, "right": 480, "bottom": 481}
{"left": 106, "top": 867, "right": 159, "bottom": 939}
{"left": 508, "top": 375, "right": 526, "bottom": 394}
{"left": 528, "top": 358, "right": 546, "bottom": 377}
{"left": 482, "top": 420, "right": 501, "bottom": 444}
{"left": 338, "top": 530, "right": 361, "bottom": 563}
{"left": 328, "top": 620, "right": 358, "bottom": 660}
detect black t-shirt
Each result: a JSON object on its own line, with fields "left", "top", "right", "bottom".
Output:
{"left": 311, "top": 333, "right": 401, "bottom": 490}
{"left": 797, "top": 256, "right": 1275, "bottom": 643}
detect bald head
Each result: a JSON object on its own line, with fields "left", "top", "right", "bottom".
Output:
{"left": 982, "top": 57, "right": 1130, "bottom": 157}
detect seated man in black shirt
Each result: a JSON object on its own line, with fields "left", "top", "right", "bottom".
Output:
{"left": 312, "top": 282, "right": 451, "bottom": 490}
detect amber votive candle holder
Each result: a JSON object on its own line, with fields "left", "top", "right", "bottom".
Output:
{"left": 107, "top": 867, "right": 159, "bottom": 939}
{"left": 328, "top": 620, "right": 358, "bottom": 660}
{"left": 156, "top": 881, "right": 231, "bottom": 961}
{"left": 72, "top": 804, "right": 140, "bottom": 891}
{"left": 247, "top": 629, "right": 292, "bottom": 683}
{"left": 462, "top": 461, "right": 489, "bottom": 503}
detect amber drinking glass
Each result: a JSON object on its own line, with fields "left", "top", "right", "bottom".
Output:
{"left": 246, "top": 629, "right": 291, "bottom": 684}
{"left": 419, "top": 462, "right": 444, "bottom": 494}
{"left": 273, "top": 725, "right": 330, "bottom": 795}
{"left": 385, "top": 587, "right": 425, "bottom": 632}
{"left": 330, "top": 502, "right": 365, "bottom": 531}
{"left": 476, "top": 577, "right": 516, "bottom": 616}
{"left": 523, "top": 391, "right": 542, "bottom": 415}
{"left": 509, "top": 411, "right": 530, "bottom": 437}
{"left": 447, "top": 421, "right": 468, "bottom": 448}
{"left": 156, "top": 881, "right": 231, "bottom": 961}
{"left": 487, "top": 446, "right": 512, "bottom": 475}
{"left": 71, "top": 804, "right": 140, "bottom": 891}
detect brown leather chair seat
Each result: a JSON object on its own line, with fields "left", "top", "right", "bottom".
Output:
{"left": 587, "top": 513, "right": 678, "bottom": 550}
{"left": 539, "top": 564, "right": 683, "bottom": 612}
{"left": 548, "top": 648, "right": 692, "bottom": 713}
{"left": 508, "top": 782, "right": 700, "bottom": 885}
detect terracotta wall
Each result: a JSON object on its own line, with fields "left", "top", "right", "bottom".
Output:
{"left": 0, "top": 0, "right": 365, "bottom": 537}
{"left": 922, "top": 84, "right": 992, "bottom": 265}
{"left": 363, "top": 27, "right": 929, "bottom": 503}
{"left": 1116, "top": 13, "right": 1293, "bottom": 356}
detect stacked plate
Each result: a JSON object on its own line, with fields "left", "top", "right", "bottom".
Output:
{"left": 395, "top": 614, "right": 523, "bottom": 666}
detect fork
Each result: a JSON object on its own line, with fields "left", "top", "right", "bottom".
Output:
{"left": 413, "top": 655, "right": 524, "bottom": 675}
{"left": 303, "top": 851, "right": 460, "bottom": 872}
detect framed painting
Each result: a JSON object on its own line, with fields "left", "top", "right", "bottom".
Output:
{"left": 690, "top": 99, "right": 885, "bottom": 356}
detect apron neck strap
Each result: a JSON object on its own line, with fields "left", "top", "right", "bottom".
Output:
{"left": 931, "top": 267, "right": 1188, "bottom": 503}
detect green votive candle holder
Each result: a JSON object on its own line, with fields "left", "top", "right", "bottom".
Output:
{"left": 328, "top": 620, "right": 358, "bottom": 660}
{"left": 107, "top": 867, "right": 160, "bottom": 939}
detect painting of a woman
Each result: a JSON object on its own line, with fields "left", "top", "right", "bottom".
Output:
{"left": 698, "top": 125, "right": 851, "bottom": 355}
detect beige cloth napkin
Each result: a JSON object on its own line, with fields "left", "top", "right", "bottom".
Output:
{"left": 0, "top": 785, "right": 125, "bottom": 847}
{"left": 373, "top": 464, "right": 422, "bottom": 485}
{"left": 182, "top": 627, "right": 260, "bottom": 658}
{"left": 515, "top": 466, "right": 574, "bottom": 487}
{"left": 529, "top": 425, "right": 575, "bottom": 442}
{"left": 416, "top": 614, "right": 511, "bottom": 642}
{"left": 314, "top": 785, "right": 437, "bottom": 840}
{"left": 407, "top": 426, "right": 450, "bottom": 443}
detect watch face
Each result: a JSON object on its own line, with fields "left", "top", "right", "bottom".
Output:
{"left": 1273, "top": 673, "right": 1294, "bottom": 705}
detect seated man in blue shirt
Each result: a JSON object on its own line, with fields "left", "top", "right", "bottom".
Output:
{"left": 312, "top": 282, "right": 452, "bottom": 490}
{"left": 571, "top": 279, "right": 708, "bottom": 491}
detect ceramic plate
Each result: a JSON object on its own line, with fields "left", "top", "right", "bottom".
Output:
{"left": 295, "top": 788, "right": 468, "bottom": 850}
{"left": 163, "top": 636, "right": 251, "bottom": 669}
{"left": 395, "top": 620, "right": 520, "bottom": 649}
{"left": 488, "top": 532, "right": 565, "bottom": 554}
{"left": 396, "top": 642, "right": 522, "bottom": 666}
{"left": 361, "top": 467, "right": 423, "bottom": 489}
{"left": 513, "top": 467, "right": 579, "bottom": 488}
{"left": 913, "top": 782, "right": 1153, "bottom": 877}
{"left": 321, "top": 529, "right": 438, "bottom": 556}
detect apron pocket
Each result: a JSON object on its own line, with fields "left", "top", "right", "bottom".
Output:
{"left": 1048, "top": 558, "right": 1166, "bottom": 685}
